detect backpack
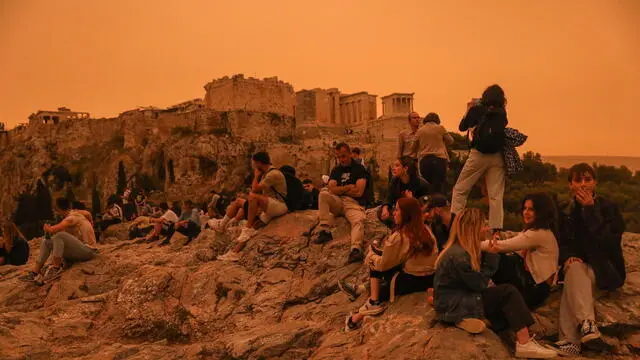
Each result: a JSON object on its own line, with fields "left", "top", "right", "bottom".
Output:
{"left": 473, "top": 111, "right": 506, "bottom": 154}
{"left": 269, "top": 167, "right": 305, "bottom": 212}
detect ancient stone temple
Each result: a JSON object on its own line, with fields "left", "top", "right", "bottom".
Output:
{"left": 28, "top": 107, "right": 90, "bottom": 125}
{"left": 369, "top": 93, "right": 415, "bottom": 140}
{"left": 295, "top": 88, "right": 377, "bottom": 132}
{"left": 203, "top": 74, "right": 296, "bottom": 117}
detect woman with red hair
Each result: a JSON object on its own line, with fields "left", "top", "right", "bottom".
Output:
{"left": 341, "top": 197, "right": 438, "bottom": 331}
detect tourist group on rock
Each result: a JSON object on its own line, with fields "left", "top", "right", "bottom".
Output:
{"left": 0, "top": 85, "right": 626, "bottom": 358}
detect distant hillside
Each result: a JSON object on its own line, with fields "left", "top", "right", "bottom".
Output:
{"left": 543, "top": 156, "right": 640, "bottom": 172}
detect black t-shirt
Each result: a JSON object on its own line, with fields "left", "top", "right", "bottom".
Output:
{"left": 0, "top": 236, "right": 30, "bottom": 266}
{"left": 329, "top": 160, "right": 368, "bottom": 205}
{"left": 430, "top": 212, "right": 456, "bottom": 251}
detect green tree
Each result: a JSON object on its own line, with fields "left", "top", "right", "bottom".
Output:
{"left": 117, "top": 161, "right": 127, "bottom": 195}
{"left": 512, "top": 152, "right": 557, "bottom": 184}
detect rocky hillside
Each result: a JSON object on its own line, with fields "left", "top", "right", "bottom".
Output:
{"left": 1, "top": 210, "right": 639, "bottom": 360}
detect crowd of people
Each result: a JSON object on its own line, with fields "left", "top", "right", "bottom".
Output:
{"left": 0, "top": 84, "right": 627, "bottom": 358}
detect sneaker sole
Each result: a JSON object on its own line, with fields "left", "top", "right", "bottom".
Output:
{"left": 358, "top": 306, "right": 386, "bottom": 316}
{"left": 515, "top": 349, "right": 558, "bottom": 359}
{"left": 456, "top": 318, "right": 486, "bottom": 334}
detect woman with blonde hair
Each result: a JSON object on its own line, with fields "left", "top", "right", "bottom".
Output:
{"left": 433, "top": 208, "right": 557, "bottom": 359}
{"left": 341, "top": 197, "right": 438, "bottom": 331}
{"left": 0, "top": 221, "right": 30, "bottom": 266}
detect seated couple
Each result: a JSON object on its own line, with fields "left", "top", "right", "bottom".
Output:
{"left": 144, "top": 200, "right": 201, "bottom": 246}
{"left": 216, "top": 151, "right": 289, "bottom": 262}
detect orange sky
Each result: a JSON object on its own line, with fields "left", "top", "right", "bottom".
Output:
{"left": 1, "top": 0, "right": 639, "bottom": 156}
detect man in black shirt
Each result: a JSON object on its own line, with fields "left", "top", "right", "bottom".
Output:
{"left": 314, "top": 142, "right": 368, "bottom": 264}
{"left": 422, "top": 194, "right": 455, "bottom": 251}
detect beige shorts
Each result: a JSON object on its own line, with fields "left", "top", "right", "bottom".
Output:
{"left": 259, "top": 198, "right": 288, "bottom": 224}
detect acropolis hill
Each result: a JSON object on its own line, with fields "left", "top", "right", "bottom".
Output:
{"left": 0, "top": 74, "right": 429, "bottom": 216}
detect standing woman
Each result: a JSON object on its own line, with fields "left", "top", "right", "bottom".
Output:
{"left": 412, "top": 112, "right": 454, "bottom": 195}
{"left": 451, "top": 85, "right": 508, "bottom": 235}
{"left": 433, "top": 208, "right": 557, "bottom": 359}
{"left": 0, "top": 221, "right": 30, "bottom": 266}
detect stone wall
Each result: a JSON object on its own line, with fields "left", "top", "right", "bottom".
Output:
{"left": 203, "top": 74, "right": 296, "bottom": 117}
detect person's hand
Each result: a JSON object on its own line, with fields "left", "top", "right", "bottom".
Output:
{"left": 254, "top": 168, "right": 263, "bottom": 179}
{"left": 575, "top": 189, "right": 594, "bottom": 206}
{"left": 43, "top": 224, "right": 52, "bottom": 233}
{"left": 486, "top": 236, "right": 501, "bottom": 253}
{"left": 563, "top": 257, "right": 583, "bottom": 273}
{"left": 381, "top": 206, "right": 390, "bottom": 220}
{"left": 403, "top": 190, "right": 414, "bottom": 198}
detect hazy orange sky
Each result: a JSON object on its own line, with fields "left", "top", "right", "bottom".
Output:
{"left": 1, "top": 0, "right": 639, "bottom": 156}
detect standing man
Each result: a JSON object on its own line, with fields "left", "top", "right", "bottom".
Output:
{"left": 314, "top": 142, "right": 368, "bottom": 264}
{"left": 397, "top": 112, "right": 421, "bottom": 162}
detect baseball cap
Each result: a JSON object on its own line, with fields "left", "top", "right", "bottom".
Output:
{"left": 422, "top": 194, "right": 449, "bottom": 211}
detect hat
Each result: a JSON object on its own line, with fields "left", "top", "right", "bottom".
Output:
{"left": 422, "top": 194, "right": 449, "bottom": 211}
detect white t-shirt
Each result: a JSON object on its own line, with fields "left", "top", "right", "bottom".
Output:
{"left": 161, "top": 210, "right": 179, "bottom": 223}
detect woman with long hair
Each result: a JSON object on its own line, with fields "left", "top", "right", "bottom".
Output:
{"left": 483, "top": 193, "right": 559, "bottom": 309}
{"left": 451, "top": 85, "right": 509, "bottom": 236}
{"left": 434, "top": 208, "right": 557, "bottom": 359}
{"left": 0, "top": 221, "right": 30, "bottom": 266}
{"left": 342, "top": 197, "right": 438, "bottom": 331}
{"left": 377, "top": 156, "right": 429, "bottom": 228}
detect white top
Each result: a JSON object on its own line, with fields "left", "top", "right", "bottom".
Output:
{"left": 481, "top": 229, "right": 559, "bottom": 284}
{"left": 161, "top": 210, "right": 179, "bottom": 223}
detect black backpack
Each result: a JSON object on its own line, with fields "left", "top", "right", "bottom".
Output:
{"left": 269, "top": 167, "right": 304, "bottom": 212}
{"left": 473, "top": 112, "right": 506, "bottom": 154}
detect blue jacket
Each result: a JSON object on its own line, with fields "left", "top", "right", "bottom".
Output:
{"left": 433, "top": 243, "right": 500, "bottom": 324}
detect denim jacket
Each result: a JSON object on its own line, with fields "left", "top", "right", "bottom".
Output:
{"left": 433, "top": 243, "right": 500, "bottom": 324}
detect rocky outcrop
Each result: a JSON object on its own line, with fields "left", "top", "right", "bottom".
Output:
{"left": 1, "top": 210, "right": 639, "bottom": 359}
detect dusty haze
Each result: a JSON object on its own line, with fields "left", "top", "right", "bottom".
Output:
{"left": 1, "top": 0, "right": 639, "bottom": 156}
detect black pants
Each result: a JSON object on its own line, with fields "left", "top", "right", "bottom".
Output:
{"left": 492, "top": 253, "right": 551, "bottom": 310}
{"left": 164, "top": 221, "right": 201, "bottom": 244}
{"left": 482, "top": 284, "right": 535, "bottom": 332}
{"left": 99, "top": 218, "right": 121, "bottom": 232}
{"left": 376, "top": 206, "right": 395, "bottom": 229}
{"left": 370, "top": 266, "right": 434, "bottom": 302}
{"left": 419, "top": 155, "right": 447, "bottom": 195}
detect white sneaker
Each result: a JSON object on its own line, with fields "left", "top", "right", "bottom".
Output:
{"left": 217, "top": 251, "right": 241, "bottom": 262}
{"left": 515, "top": 338, "right": 558, "bottom": 359}
{"left": 236, "top": 227, "right": 257, "bottom": 244}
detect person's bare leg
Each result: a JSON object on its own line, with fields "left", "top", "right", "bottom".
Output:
{"left": 234, "top": 195, "right": 268, "bottom": 252}
{"left": 516, "top": 327, "right": 531, "bottom": 344}
{"left": 146, "top": 222, "right": 162, "bottom": 240}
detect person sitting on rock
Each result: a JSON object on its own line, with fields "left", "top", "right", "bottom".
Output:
{"left": 209, "top": 194, "right": 248, "bottom": 232}
{"left": 378, "top": 156, "right": 429, "bottom": 228}
{"left": 433, "top": 208, "right": 557, "bottom": 359}
{"left": 100, "top": 195, "right": 123, "bottom": 232}
{"left": 0, "top": 221, "right": 30, "bottom": 266}
{"left": 218, "top": 151, "right": 288, "bottom": 262}
{"left": 481, "top": 193, "right": 559, "bottom": 310}
{"left": 302, "top": 179, "right": 320, "bottom": 210}
{"left": 422, "top": 194, "right": 456, "bottom": 251}
{"left": 134, "top": 193, "right": 152, "bottom": 217}
{"left": 20, "top": 198, "right": 98, "bottom": 285}
{"left": 159, "top": 200, "right": 201, "bottom": 246}
{"left": 548, "top": 163, "right": 625, "bottom": 356}
{"left": 144, "top": 202, "right": 179, "bottom": 242}
{"left": 341, "top": 198, "right": 438, "bottom": 331}
{"left": 313, "top": 142, "right": 368, "bottom": 264}
{"left": 351, "top": 147, "right": 364, "bottom": 166}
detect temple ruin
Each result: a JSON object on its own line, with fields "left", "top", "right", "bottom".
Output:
{"left": 28, "top": 107, "right": 90, "bottom": 125}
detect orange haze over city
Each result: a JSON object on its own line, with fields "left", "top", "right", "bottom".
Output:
{"left": 1, "top": 0, "right": 639, "bottom": 156}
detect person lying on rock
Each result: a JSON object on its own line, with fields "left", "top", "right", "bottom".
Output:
{"left": 0, "top": 221, "right": 29, "bottom": 266}
{"left": 144, "top": 202, "right": 178, "bottom": 242}
{"left": 433, "top": 208, "right": 557, "bottom": 359}
{"left": 313, "top": 142, "right": 368, "bottom": 264}
{"left": 481, "top": 192, "right": 559, "bottom": 310}
{"left": 422, "top": 194, "right": 455, "bottom": 251}
{"left": 548, "top": 163, "right": 625, "bottom": 356}
{"left": 341, "top": 197, "right": 438, "bottom": 331}
{"left": 159, "top": 200, "right": 201, "bottom": 246}
{"left": 378, "top": 156, "right": 429, "bottom": 229}
{"left": 218, "top": 151, "right": 288, "bottom": 262}
{"left": 20, "top": 198, "right": 98, "bottom": 285}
